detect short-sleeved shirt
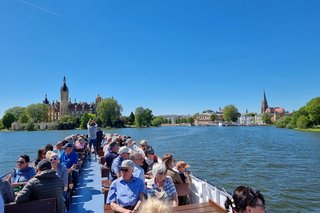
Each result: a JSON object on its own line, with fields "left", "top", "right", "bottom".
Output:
{"left": 133, "top": 163, "right": 145, "bottom": 183}
{"left": 60, "top": 151, "right": 78, "bottom": 169}
{"left": 11, "top": 166, "right": 36, "bottom": 183}
{"left": 107, "top": 176, "right": 145, "bottom": 207}
{"left": 146, "top": 176, "right": 177, "bottom": 201}
{"left": 105, "top": 151, "right": 119, "bottom": 168}
{"left": 110, "top": 156, "right": 124, "bottom": 181}
{"left": 56, "top": 164, "right": 69, "bottom": 187}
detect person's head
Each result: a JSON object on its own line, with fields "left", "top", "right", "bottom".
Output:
{"left": 56, "top": 141, "right": 64, "bottom": 150}
{"left": 44, "top": 144, "right": 54, "bottom": 152}
{"left": 130, "top": 151, "right": 144, "bottom": 166}
{"left": 138, "top": 198, "right": 173, "bottom": 213}
{"left": 140, "top": 140, "right": 148, "bottom": 148}
{"left": 119, "top": 146, "right": 130, "bottom": 159}
{"left": 225, "top": 186, "right": 266, "bottom": 213}
{"left": 17, "top": 155, "right": 30, "bottom": 169}
{"left": 63, "top": 143, "right": 73, "bottom": 154}
{"left": 49, "top": 153, "right": 60, "bottom": 166}
{"left": 45, "top": 151, "right": 54, "bottom": 160}
{"left": 90, "top": 121, "right": 96, "bottom": 126}
{"left": 162, "top": 153, "right": 175, "bottom": 169}
{"left": 120, "top": 160, "right": 134, "bottom": 180}
{"left": 125, "top": 139, "right": 133, "bottom": 147}
{"left": 152, "top": 163, "right": 167, "bottom": 183}
{"left": 145, "top": 149, "right": 155, "bottom": 160}
{"left": 37, "top": 159, "right": 52, "bottom": 172}
{"left": 37, "top": 148, "right": 46, "bottom": 159}
{"left": 109, "top": 141, "right": 119, "bottom": 152}
{"left": 176, "top": 161, "right": 190, "bottom": 173}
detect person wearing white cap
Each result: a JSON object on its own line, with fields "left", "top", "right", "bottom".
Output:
{"left": 107, "top": 160, "right": 145, "bottom": 213}
{"left": 110, "top": 146, "right": 130, "bottom": 181}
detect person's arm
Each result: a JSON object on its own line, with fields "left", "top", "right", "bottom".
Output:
{"left": 15, "top": 182, "right": 33, "bottom": 203}
{"left": 133, "top": 192, "right": 144, "bottom": 212}
{"left": 172, "top": 193, "right": 178, "bottom": 207}
{"left": 110, "top": 202, "right": 131, "bottom": 213}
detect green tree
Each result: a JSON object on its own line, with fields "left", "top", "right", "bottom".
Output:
{"left": 25, "top": 121, "right": 35, "bottom": 131}
{"left": 80, "top": 113, "right": 96, "bottom": 129}
{"left": 296, "top": 115, "right": 310, "bottom": 129}
{"left": 275, "top": 116, "right": 291, "bottom": 128}
{"left": 152, "top": 116, "right": 165, "bottom": 127}
{"left": 60, "top": 115, "right": 76, "bottom": 123}
{"left": 97, "top": 98, "right": 122, "bottom": 127}
{"left": 262, "top": 113, "right": 272, "bottom": 124}
{"left": 18, "top": 113, "right": 30, "bottom": 123}
{"left": 5, "top": 106, "right": 26, "bottom": 121}
{"left": 223, "top": 105, "right": 239, "bottom": 122}
{"left": 135, "top": 107, "right": 144, "bottom": 127}
{"left": 210, "top": 113, "right": 216, "bottom": 122}
{"left": 2, "top": 112, "right": 15, "bottom": 129}
{"left": 128, "top": 112, "right": 135, "bottom": 125}
{"left": 305, "top": 97, "right": 320, "bottom": 126}
{"left": 0, "top": 119, "right": 4, "bottom": 129}
{"left": 187, "top": 117, "right": 194, "bottom": 124}
{"left": 26, "top": 104, "right": 48, "bottom": 122}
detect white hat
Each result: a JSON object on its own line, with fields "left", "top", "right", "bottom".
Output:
{"left": 119, "top": 146, "right": 129, "bottom": 155}
{"left": 121, "top": 160, "right": 135, "bottom": 170}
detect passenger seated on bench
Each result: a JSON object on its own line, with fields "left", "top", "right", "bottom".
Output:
{"left": 0, "top": 178, "right": 15, "bottom": 204}
{"left": 176, "top": 161, "right": 191, "bottom": 184}
{"left": 107, "top": 160, "right": 145, "bottom": 213}
{"left": 142, "top": 149, "right": 158, "bottom": 179}
{"left": 225, "top": 186, "right": 266, "bottom": 213}
{"left": 146, "top": 163, "right": 178, "bottom": 207}
{"left": 60, "top": 143, "right": 79, "bottom": 187}
{"left": 139, "top": 198, "right": 172, "bottom": 213}
{"left": 49, "top": 153, "right": 68, "bottom": 194}
{"left": 15, "top": 159, "right": 65, "bottom": 213}
{"left": 9, "top": 155, "right": 36, "bottom": 189}
{"left": 110, "top": 146, "right": 130, "bottom": 181}
{"left": 34, "top": 148, "right": 46, "bottom": 167}
{"left": 105, "top": 141, "right": 119, "bottom": 168}
{"left": 162, "top": 154, "right": 183, "bottom": 184}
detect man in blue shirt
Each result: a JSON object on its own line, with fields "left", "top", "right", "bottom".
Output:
{"left": 107, "top": 160, "right": 145, "bottom": 212}
{"left": 110, "top": 146, "right": 129, "bottom": 181}
{"left": 60, "top": 143, "right": 78, "bottom": 187}
{"left": 105, "top": 141, "right": 119, "bottom": 168}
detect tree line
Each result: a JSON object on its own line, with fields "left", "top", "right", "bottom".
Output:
{"left": 275, "top": 97, "right": 320, "bottom": 129}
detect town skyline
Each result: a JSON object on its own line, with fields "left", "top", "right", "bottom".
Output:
{"left": 1, "top": 1, "right": 319, "bottom": 118}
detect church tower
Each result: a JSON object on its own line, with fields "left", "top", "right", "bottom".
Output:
{"left": 261, "top": 90, "right": 268, "bottom": 114}
{"left": 60, "top": 76, "right": 69, "bottom": 117}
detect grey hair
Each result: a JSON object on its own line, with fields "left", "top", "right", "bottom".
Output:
{"left": 130, "top": 150, "right": 144, "bottom": 161}
{"left": 152, "top": 163, "right": 167, "bottom": 177}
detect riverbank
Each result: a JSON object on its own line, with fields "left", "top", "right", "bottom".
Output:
{"left": 296, "top": 127, "right": 320, "bottom": 132}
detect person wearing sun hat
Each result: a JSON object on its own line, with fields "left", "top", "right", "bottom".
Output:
{"left": 176, "top": 161, "right": 191, "bottom": 184}
{"left": 107, "top": 160, "right": 145, "bottom": 212}
{"left": 15, "top": 159, "right": 65, "bottom": 213}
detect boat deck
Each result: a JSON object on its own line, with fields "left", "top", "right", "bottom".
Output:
{"left": 68, "top": 156, "right": 104, "bottom": 213}
{"left": 173, "top": 199, "right": 225, "bottom": 213}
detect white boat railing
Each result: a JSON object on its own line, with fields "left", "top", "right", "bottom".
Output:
{"left": 189, "top": 174, "right": 230, "bottom": 210}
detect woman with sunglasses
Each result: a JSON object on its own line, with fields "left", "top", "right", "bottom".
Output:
{"left": 9, "top": 155, "right": 36, "bottom": 189}
{"left": 146, "top": 163, "right": 178, "bottom": 207}
{"left": 225, "top": 186, "right": 266, "bottom": 213}
{"left": 49, "top": 153, "right": 68, "bottom": 193}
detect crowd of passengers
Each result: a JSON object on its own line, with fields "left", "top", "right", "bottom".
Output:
{"left": 0, "top": 120, "right": 267, "bottom": 213}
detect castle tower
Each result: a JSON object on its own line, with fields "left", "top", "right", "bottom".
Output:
{"left": 60, "top": 76, "right": 69, "bottom": 117}
{"left": 261, "top": 90, "right": 268, "bottom": 114}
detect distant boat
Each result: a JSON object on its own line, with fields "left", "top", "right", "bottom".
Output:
{"left": 218, "top": 122, "right": 224, "bottom": 127}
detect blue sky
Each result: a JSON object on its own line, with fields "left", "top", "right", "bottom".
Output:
{"left": 0, "top": 0, "right": 319, "bottom": 117}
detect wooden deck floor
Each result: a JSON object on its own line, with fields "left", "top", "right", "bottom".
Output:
{"left": 173, "top": 199, "right": 225, "bottom": 213}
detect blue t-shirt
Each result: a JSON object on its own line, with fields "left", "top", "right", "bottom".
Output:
{"left": 60, "top": 151, "right": 78, "bottom": 169}
{"left": 11, "top": 166, "right": 36, "bottom": 183}
{"left": 107, "top": 176, "right": 145, "bottom": 207}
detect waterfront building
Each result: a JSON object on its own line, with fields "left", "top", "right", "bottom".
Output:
{"left": 194, "top": 109, "right": 223, "bottom": 126}
{"left": 261, "top": 90, "right": 286, "bottom": 122}
{"left": 43, "top": 77, "right": 102, "bottom": 122}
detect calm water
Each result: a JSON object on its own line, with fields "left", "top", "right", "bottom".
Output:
{"left": 1, "top": 126, "right": 319, "bottom": 212}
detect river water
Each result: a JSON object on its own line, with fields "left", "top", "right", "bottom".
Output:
{"left": 0, "top": 126, "right": 319, "bottom": 212}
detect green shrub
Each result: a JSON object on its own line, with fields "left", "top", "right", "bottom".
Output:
{"left": 26, "top": 122, "right": 35, "bottom": 131}
{"left": 296, "top": 116, "right": 310, "bottom": 129}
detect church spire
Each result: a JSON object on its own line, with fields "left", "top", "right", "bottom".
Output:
{"left": 261, "top": 90, "right": 268, "bottom": 114}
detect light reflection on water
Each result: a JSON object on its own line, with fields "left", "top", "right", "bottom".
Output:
{"left": 0, "top": 126, "right": 319, "bottom": 212}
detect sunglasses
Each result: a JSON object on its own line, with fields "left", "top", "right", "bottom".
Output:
{"left": 50, "top": 157, "right": 58, "bottom": 162}
{"left": 120, "top": 168, "right": 129, "bottom": 172}
{"left": 157, "top": 172, "right": 166, "bottom": 175}
{"left": 17, "top": 161, "right": 26, "bottom": 164}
